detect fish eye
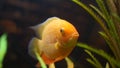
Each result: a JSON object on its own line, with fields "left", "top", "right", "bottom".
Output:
{"left": 60, "top": 28, "right": 64, "bottom": 33}
{"left": 60, "top": 28, "right": 65, "bottom": 35}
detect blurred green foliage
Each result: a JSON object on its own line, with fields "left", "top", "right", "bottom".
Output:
{"left": 0, "top": 33, "right": 7, "bottom": 68}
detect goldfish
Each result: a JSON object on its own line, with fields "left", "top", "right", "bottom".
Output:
{"left": 28, "top": 17, "right": 79, "bottom": 68}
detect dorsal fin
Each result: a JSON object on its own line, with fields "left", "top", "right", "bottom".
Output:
{"left": 30, "top": 17, "right": 60, "bottom": 39}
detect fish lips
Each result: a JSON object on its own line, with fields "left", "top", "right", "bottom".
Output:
{"left": 71, "top": 32, "right": 79, "bottom": 39}
{"left": 61, "top": 32, "right": 79, "bottom": 48}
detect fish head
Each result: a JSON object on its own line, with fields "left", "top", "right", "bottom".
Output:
{"left": 57, "top": 20, "right": 79, "bottom": 48}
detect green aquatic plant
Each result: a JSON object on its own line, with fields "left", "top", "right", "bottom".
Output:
{"left": 35, "top": 51, "right": 47, "bottom": 68}
{"left": 72, "top": 0, "right": 120, "bottom": 68}
{"left": 77, "top": 43, "right": 120, "bottom": 68}
{"left": 0, "top": 33, "right": 7, "bottom": 68}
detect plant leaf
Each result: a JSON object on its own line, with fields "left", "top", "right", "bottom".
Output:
{"left": 89, "top": 4, "right": 106, "bottom": 21}
{"left": 35, "top": 51, "right": 47, "bottom": 68}
{"left": 86, "top": 58, "right": 98, "bottom": 68}
{"left": 77, "top": 43, "right": 120, "bottom": 67}
{"left": 72, "top": 0, "right": 107, "bottom": 32}
{"left": 0, "top": 33, "right": 7, "bottom": 68}
{"left": 85, "top": 50, "right": 103, "bottom": 68}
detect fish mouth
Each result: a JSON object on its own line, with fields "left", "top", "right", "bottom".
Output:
{"left": 70, "top": 32, "right": 79, "bottom": 39}
{"left": 63, "top": 32, "right": 79, "bottom": 47}
{"left": 57, "top": 32, "right": 79, "bottom": 48}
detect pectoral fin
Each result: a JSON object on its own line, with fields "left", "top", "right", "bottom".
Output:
{"left": 65, "top": 57, "right": 74, "bottom": 68}
{"left": 55, "top": 41, "right": 61, "bottom": 49}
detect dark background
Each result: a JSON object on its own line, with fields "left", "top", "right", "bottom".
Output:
{"left": 0, "top": 0, "right": 110, "bottom": 68}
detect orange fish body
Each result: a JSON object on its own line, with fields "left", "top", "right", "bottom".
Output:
{"left": 28, "top": 17, "right": 79, "bottom": 66}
